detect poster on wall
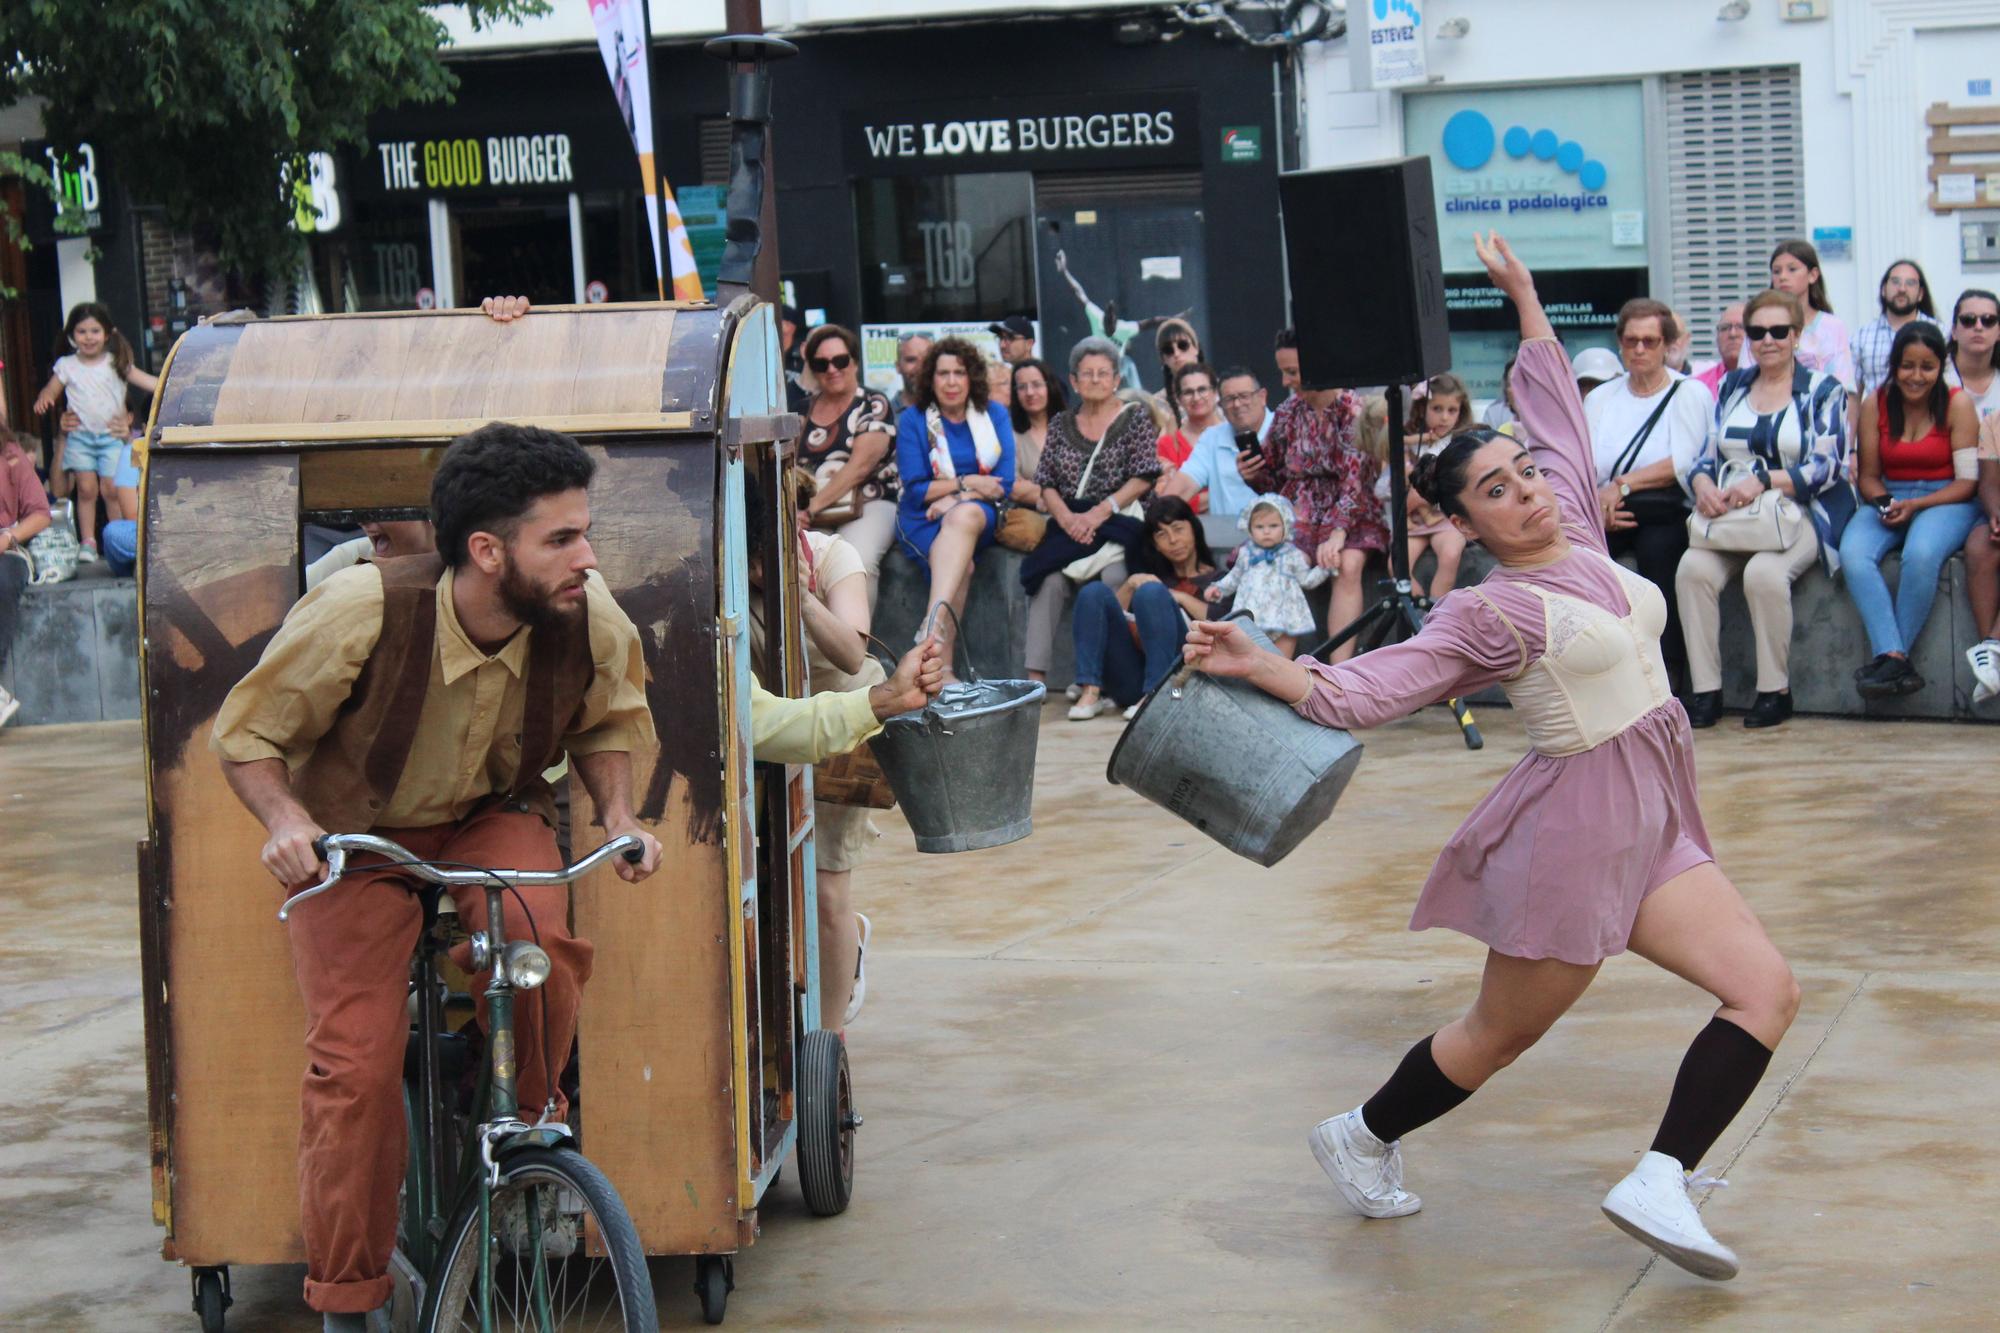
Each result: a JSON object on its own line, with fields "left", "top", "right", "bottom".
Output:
{"left": 1368, "top": 0, "right": 1428, "bottom": 89}
{"left": 859, "top": 322, "right": 1015, "bottom": 400}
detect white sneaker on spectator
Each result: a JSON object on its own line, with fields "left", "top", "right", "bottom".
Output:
{"left": 844, "top": 913, "right": 871, "bottom": 1026}
{"left": 1122, "top": 703, "right": 1139, "bottom": 721}
{"left": 1600, "top": 1151, "right": 1739, "bottom": 1280}
{"left": 1968, "top": 640, "right": 2000, "bottom": 704}
{"left": 1308, "top": 1108, "right": 1421, "bottom": 1218}
{"left": 79, "top": 543, "right": 101, "bottom": 563}
{"left": 0, "top": 685, "right": 18, "bottom": 729}
{"left": 1065, "top": 683, "right": 1082, "bottom": 702}
{"left": 1066, "top": 696, "right": 1111, "bottom": 721}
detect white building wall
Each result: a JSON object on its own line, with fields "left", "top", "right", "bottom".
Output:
{"left": 1300, "top": 0, "right": 2000, "bottom": 321}
{"left": 437, "top": 0, "right": 1172, "bottom": 47}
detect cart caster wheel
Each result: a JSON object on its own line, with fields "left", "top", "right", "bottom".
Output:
{"left": 797, "top": 1028, "right": 856, "bottom": 1217}
{"left": 192, "top": 1266, "right": 231, "bottom": 1332}
{"left": 695, "top": 1254, "right": 733, "bottom": 1325}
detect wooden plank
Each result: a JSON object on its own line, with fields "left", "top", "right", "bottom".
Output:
{"left": 299, "top": 446, "right": 447, "bottom": 511}
{"left": 156, "top": 412, "right": 697, "bottom": 447}
{"left": 1926, "top": 102, "right": 2000, "bottom": 127}
{"left": 1927, "top": 161, "right": 2000, "bottom": 183}
{"left": 1928, "top": 193, "right": 2000, "bottom": 213}
{"left": 1929, "top": 132, "right": 2000, "bottom": 155}
{"left": 569, "top": 439, "right": 746, "bottom": 1254}
{"left": 142, "top": 452, "right": 307, "bottom": 1264}
{"left": 208, "top": 319, "right": 334, "bottom": 426}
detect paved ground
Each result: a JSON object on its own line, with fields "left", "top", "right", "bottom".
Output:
{"left": 3, "top": 706, "right": 1995, "bottom": 1330}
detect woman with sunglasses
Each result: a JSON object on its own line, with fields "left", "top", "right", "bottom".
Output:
{"left": 1677, "top": 288, "right": 1852, "bottom": 729}
{"left": 1947, "top": 290, "right": 2000, "bottom": 701}
{"left": 799, "top": 324, "right": 900, "bottom": 603}
{"left": 1735, "top": 239, "right": 1855, "bottom": 393}
{"left": 1153, "top": 318, "right": 1203, "bottom": 425}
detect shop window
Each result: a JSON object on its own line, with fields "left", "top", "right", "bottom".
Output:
{"left": 451, "top": 200, "right": 573, "bottom": 308}
{"left": 314, "top": 212, "right": 433, "bottom": 312}
{"left": 853, "top": 173, "right": 1034, "bottom": 324}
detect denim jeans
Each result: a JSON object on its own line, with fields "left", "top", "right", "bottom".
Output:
{"left": 100, "top": 519, "right": 139, "bottom": 576}
{"left": 1072, "top": 580, "right": 1186, "bottom": 706}
{"left": 1837, "top": 478, "right": 1983, "bottom": 657}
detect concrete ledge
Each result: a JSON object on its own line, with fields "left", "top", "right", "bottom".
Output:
{"left": 3, "top": 571, "right": 140, "bottom": 725}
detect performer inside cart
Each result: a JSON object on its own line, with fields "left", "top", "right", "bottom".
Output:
{"left": 1182, "top": 233, "right": 1800, "bottom": 1281}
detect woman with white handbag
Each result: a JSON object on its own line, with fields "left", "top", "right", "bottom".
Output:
{"left": 1675, "top": 289, "right": 1854, "bottom": 730}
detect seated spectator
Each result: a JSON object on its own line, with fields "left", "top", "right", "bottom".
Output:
{"left": 1068, "top": 496, "right": 1220, "bottom": 721}
{"left": 1203, "top": 495, "right": 1327, "bottom": 658}
{"left": 894, "top": 336, "right": 1015, "bottom": 680}
{"left": 1153, "top": 317, "right": 1202, "bottom": 420}
{"left": 1585, "top": 298, "right": 1715, "bottom": 695}
{"left": 1261, "top": 377, "right": 1382, "bottom": 662}
{"left": 1946, "top": 288, "right": 2000, "bottom": 414}
{"left": 1007, "top": 357, "right": 1067, "bottom": 509}
{"left": 1738, "top": 239, "right": 1855, "bottom": 392}
{"left": 0, "top": 425, "right": 54, "bottom": 727}
{"left": 1395, "top": 373, "right": 1476, "bottom": 606}
{"left": 894, "top": 333, "right": 932, "bottom": 413}
{"left": 1676, "top": 289, "right": 1852, "bottom": 730}
{"left": 744, "top": 469, "right": 881, "bottom": 1028}
{"left": 988, "top": 358, "right": 1014, "bottom": 413}
{"left": 1850, "top": 259, "right": 1939, "bottom": 398}
{"left": 1019, "top": 336, "right": 1161, "bottom": 685}
{"left": 1572, "top": 346, "right": 1622, "bottom": 399}
{"left": 1840, "top": 321, "right": 1981, "bottom": 699}
{"left": 1693, "top": 303, "right": 1744, "bottom": 397}
{"left": 1965, "top": 411, "right": 2000, "bottom": 703}
{"left": 1159, "top": 366, "right": 1272, "bottom": 528}
{"left": 1273, "top": 326, "right": 1301, "bottom": 400}
{"left": 989, "top": 316, "right": 1037, "bottom": 366}
{"left": 99, "top": 442, "right": 143, "bottom": 576}
{"left": 798, "top": 323, "right": 900, "bottom": 607}
{"left": 1156, "top": 362, "right": 1223, "bottom": 486}
{"left": 305, "top": 518, "right": 437, "bottom": 589}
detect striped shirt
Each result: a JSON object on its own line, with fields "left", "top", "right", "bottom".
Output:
{"left": 1849, "top": 312, "right": 1942, "bottom": 397}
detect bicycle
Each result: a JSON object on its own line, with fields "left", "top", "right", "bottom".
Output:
{"left": 274, "top": 832, "right": 659, "bottom": 1333}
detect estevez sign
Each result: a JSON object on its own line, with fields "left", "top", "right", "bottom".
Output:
{"left": 845, "top": 93, "right": 1201, "bottom": 176}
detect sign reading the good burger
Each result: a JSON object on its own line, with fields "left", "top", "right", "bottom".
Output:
{"left": 374, "top": 134, "right": 577, "bottom": 192}
{"left": 845, "top": 92, "right": 1202, "bottom": 177}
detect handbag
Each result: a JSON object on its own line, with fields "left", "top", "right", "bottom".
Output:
{"left": 812, "top": 648, "right": 896, "bottom": 808}
{"left": 1686, "top": 459, "right": 1804, "bottom": 553}
{"left": 23, "top": 498, "right": 80, "bottom": 585}
{"left": 1605, "top": 381, "right": 1689, "bottom": 524}
{"left": 995, "top": 502, "right": 1047, "bottom": 553}
{"left": 1059, "top": 404, "right": 1144, "bottom": 582}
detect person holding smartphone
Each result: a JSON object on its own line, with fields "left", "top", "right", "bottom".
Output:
{"left": 1157, "top": 366, "right": 1275, "bottom": 532}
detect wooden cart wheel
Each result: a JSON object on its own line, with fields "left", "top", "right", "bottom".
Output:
{"left": 695, "top": 1254, "right": 733, "bottom": 1325}
{"left": 192, "top": 1267, "right": 230, "bottom": 1332}
{"left": 796, "top": 1029, "right": 857, "bottom": 1217}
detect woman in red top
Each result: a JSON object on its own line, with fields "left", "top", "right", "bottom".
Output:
{"left": 1156, "top": 363, "right": 1223, "bottom": 508}
{"left": 1840, "top": 321, "right": 1982, "bottom": 698}
{"left": 0, "top": 426, "right": 55, "bottom": 728}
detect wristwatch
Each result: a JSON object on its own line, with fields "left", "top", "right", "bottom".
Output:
{"left": 1618, "top": 481, "right": 1632, "bottom": 499}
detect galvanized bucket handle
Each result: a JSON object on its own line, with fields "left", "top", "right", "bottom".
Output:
{"left": 916, "top": 600, "right": 983, "bottom": 686}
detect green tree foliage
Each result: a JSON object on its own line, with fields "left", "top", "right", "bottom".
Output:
{"left": 1, "top": 0, "right": 548, "bottom": 282}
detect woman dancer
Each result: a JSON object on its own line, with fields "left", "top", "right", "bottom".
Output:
{"left": 1183, "top": 233, "right": 1799, "bottom": 1281}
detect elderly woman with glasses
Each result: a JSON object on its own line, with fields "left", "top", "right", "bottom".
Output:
{"left": 1019, "top": 335, "right": 1162, "bottom": 685}
{"left": 798, "top": 323, "right": 900, "bottom": 602}
{"left": 1676, "top": 288, "right": 1854, "bottom": 730}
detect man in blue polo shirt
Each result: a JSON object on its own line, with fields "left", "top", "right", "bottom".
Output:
{"left": 1160, "top": 365, "right": 1273, "bottom": 536}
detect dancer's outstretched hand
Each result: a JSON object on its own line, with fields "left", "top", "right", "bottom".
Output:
{"left": 1183, "top": 619, "right": 1265, "bottom": 678}
{"left": 1472, "top": 231, "right": 1534, "bottom": 301}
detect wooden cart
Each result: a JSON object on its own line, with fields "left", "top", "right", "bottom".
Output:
{"left": 135, "top": 296, "right": 843, "bottom": 1328}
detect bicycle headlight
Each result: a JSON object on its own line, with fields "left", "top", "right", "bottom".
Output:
{"left": 502, "top": 941, "right": 552, "bottom": 991}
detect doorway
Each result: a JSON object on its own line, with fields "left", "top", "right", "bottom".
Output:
{"left": 450, "top": 201, "right": 574, "bottom": 308}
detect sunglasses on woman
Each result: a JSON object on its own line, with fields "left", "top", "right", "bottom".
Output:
{"left": 808, "top": 352, "right": 854, "bottom": 372}
{"left": 1744, "top": 324, "right": 1794, "bottom": 341}
{"left": 1958, "top": 312, "right": 2000, "bottom": 330}
{"left": 1166, "top": 338, "right": 1195, "bottom": 353}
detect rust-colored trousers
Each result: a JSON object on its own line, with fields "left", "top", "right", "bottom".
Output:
{"left": 284, "top": 806, "right": 594, "bottom": 1314}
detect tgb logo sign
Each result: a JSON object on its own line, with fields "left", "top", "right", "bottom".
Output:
{"left": 43, "top": 143, "right": 103, "bottom": 231}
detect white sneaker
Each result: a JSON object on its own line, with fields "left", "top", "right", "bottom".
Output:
{"left": 1600, "top": 1151, "right": 1739, "bottom": 1280}
{"left": 1066, "top": 696, "right": 1111, "bottom": 721}
{"left": 1121, "top": 702, "right": 1139, "bottom": 721}
{"left": 1065, "top": 683, "right": 1082, "bottom": 702}
{"left": 844, "top": 912, "right": 871, "bottom": 1026}
{"left": 1307, "top": 1108, "right": 1421, "bottom": 1218}
{"left": 0, "top": 685, "right": 18, "bottom": 729}
{"left": 1967, "top": 640, "right": 2000, "bottom": 704}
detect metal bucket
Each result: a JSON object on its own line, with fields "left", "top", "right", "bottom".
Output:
{"left": 1106, "top": 619, "right": 1363, "bottom": 867}
{"left": 871, "top": 678, "right": 1047, "bottom": 853}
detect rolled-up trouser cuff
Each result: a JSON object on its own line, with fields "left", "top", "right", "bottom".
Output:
{"left": 305, "top": 1272, "right": 394, "bottom": 1314}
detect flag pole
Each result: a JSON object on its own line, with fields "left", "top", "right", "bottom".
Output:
{"left": 638, "top": 0, "right": 666, "bottom": 299}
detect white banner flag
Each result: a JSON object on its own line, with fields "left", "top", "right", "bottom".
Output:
{"left": 1369, "top": 0, "right": 1428, "bottom": 89}
{"left": 586, "top": 0, "right": 704, "bottom": 299}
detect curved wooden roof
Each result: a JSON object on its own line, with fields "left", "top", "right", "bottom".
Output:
{"left": 152, "top": 301, "right": 733, "bottom": 449}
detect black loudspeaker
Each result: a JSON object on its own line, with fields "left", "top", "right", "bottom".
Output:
{"left": 1279, "top": 156, "right": 1450, "bottom": 389}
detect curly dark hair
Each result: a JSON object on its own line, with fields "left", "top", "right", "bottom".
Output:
{"left": 431, "top": 422, "right": 596, "bottom": 568}
{"left": 915, "top": 335, "right": 990, "bottom": 413}
{"left": 1410, "top": 427, "right": 1505, "bottom": 521}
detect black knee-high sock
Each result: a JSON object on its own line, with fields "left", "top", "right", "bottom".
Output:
{"left": 1359, "top": 1034, "right": 1475, "bottom": 1143}
{"left": 1649, "top": 1017, "right": 1774, "bottom": 1169}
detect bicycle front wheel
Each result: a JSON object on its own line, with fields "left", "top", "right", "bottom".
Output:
{"left": 424, "top": 1147, "right": 657, "bottom": 1333}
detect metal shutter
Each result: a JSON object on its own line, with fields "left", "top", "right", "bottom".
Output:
{"left": 699, "top": 117, "right": 732, "bottom": 186}
{"left": 1032, "top": 169, "right": 1204, "bottom": 207}
{"left": 1664, "top": 66, "right": 1804, "bottom": 351}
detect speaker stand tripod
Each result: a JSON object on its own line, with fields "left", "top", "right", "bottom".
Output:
{"left": 1302, "top": 381, "right": 1483, "bottom": 751}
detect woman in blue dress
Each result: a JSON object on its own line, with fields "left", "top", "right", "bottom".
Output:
{"left": 895, "top": 335, "right": 1016, "bottom": 678}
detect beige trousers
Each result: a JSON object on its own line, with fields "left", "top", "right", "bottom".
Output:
{"left": 831, "top": 499, "right": 900, "bottom": 610}
{"left": 1675, "top": 525, "right": 1820, "bottom": 693}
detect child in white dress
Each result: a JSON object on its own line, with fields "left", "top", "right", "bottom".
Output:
{"left": 1205, "top": 495, "right": 1328, "bottom": 655}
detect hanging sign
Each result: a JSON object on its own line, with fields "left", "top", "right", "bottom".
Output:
{"left": 1369, "top": 0, "right": 1428, "bottom": 89}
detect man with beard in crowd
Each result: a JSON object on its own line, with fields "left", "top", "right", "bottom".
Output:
{"left": 1850, "top": 259, "right": 1939, "bottom": 397}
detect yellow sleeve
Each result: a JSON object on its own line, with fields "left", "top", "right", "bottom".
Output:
{"left": 564, "top": 573, "right": 659, "bottom": 756}
{"left": 750, "top": 682, "right": 883, "bottom": 765}
{"left": 209, "top": 564, "right": 384, "bottom": 767}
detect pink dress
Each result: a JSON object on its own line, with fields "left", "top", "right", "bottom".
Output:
{"left": 1290, "top": 338, "right": 1714, "bottom": 965}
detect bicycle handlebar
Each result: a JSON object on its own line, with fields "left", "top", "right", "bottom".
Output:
{"left": 277, "top": 832, "right": 647, "bottom": 921}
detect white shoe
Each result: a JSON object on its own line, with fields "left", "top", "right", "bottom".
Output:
{"left": 1308, "top": 1108, "right": 1421, "bottom": 1218}
{"left": 1066, "top": 696, "right": 1111, "bottom": 721}
{"left": 1065, "top": 683, "right": 1082, "bottom": 702}
{"left": 844, "top": 912, "right": 871, "bottom": 1026}
{"left": 1967, "top": 640, "right": 2000, "bottom": 703}
{"left": 1600, "top": 1151, "right": 1740, "bottom": 1280}
{"left": 0, "top": 685, "right": 18, "bottom": 730}
{"left": 1121, "top": 702, "right": 1139, "bottom": 721}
